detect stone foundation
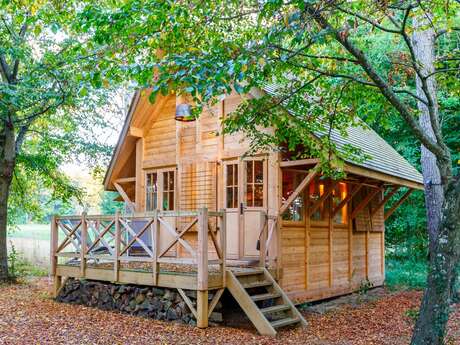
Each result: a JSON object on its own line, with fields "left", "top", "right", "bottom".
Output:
{"left": 56, "top": 278, "right": 222, "bottom": 325}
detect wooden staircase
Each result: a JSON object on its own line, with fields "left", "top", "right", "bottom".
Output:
{"left": 226, "top": 268, "right": 307, "bottom": 336}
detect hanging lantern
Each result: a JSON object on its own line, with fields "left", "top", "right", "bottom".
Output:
{"left": 175, "top": 103, "right": 194, "bottom": 122}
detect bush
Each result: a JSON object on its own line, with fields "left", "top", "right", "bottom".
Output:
{"left": 385, "top": 257, "right": 427, "bottom": 290}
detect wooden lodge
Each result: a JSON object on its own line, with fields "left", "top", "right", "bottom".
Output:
{"left": 51, "top": 88, "right": 424, "bottom": 335}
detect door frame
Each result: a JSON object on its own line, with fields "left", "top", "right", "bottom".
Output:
{"left": 222, "top": 156, "right": 268, "bottom": 260}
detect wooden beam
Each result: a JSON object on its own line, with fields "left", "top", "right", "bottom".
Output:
{"left": 114, "top": 182, "right": 135, "bottom": 211}
{"left": 384, "top": 189, "right": 413, "bottom": 220}
{"left": 279, "top": 158, "right": 320, "bottom": 168}
{"left": 197, "top": 208, "right": 209, "bottom": 291}
{"left": 115, "top": 177, "right": 136, "bottom": 184}
{"left": 308, "top": 181, "right": 335, "bottom": 217}
{"left": 371, "top": 186, "right": 400, "bottom": 218}
{"left": 350, "top": 187, "right": 381, "bottom": 220}
{"left": 208, "top": 288, "right": 225, "bottom": 317}
{"left": 177, "top": 288, "right": 197, "bottom": 318}
{"left": 128, "top": 126, "right": 144, "bottom": 138}
{"left": 331, "top": 182, "right": 364, "bottom": 218}
{"left": 343, "top": 163, "right": 424, "bottom": 190}
{"left": 279, "top": 164, "right": 319, "bottom": 215}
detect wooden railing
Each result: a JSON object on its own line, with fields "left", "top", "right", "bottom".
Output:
{"left": 51, "top": 208, "right": 226, "bottom": 291}
{"left": 257, "top": 213, "right": 279, "bottom": 269}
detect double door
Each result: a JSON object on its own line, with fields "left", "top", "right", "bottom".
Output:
{"left": 223, "top": 158, "right": 267, "bottom": 260}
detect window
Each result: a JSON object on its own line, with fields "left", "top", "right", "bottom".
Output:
{"left": 146, "top": 173, "right": 158, "bottom": 211}
{"left": 162, "top": 170, "right": 175, "bottom": 211}
{"left": 145, "top": 169, "right": 175, "bottom": 211}
{"left": 245, "top": 160, "right": 264, "bottom": 207}
{"left": 309, "top": 177, "right": 329, "bottom": 221}
{"left": 281, "top": 170, "right": 306, "bottom": 222}
{"left": 332, "top": 182, "right": 348, "bottom": 224}
{"left": 226, "top": 164, "right": 238, "bottom": 209}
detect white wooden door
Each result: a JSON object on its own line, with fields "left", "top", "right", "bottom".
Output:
{"left": 223, "top": 161, "right": 240, "bottom": 259}
{"left": 223, "top": 158, "right": 267, "bottom": 260}
{"left": 241, "top": 159, "right": 267, "bottom": 259}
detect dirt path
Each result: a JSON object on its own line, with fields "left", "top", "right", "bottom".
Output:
{"left": 0, "top": 278, "right": 459, "bottom": 345}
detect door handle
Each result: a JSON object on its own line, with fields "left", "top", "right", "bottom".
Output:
{"left": 240, "top": 202, "right": 245, "bottom": 215}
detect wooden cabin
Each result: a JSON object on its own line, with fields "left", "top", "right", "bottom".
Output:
{"left": 51, "top": 88, "right": 423, "bottom": 335}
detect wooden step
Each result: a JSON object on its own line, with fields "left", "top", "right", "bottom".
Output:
{"left": 270, "top": 317, "right": 300, "bottom": 329}
{"left": 251, "top": 292, "right": 281, "bottom": 302}
{"left": 260, "top": 304, "right": 291, "bottom": 314}
{"left": 232, "top": 268, "right": 264, "bottom": 277}
{"left": 242, "top": 280, "right": 272, "bottom": 289}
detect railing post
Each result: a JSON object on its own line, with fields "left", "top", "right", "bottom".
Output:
{"left": 219, "top": 209, "right": 227, "bottom": 286}
{"left": 113, "top": 210, "right": 120, "bottom": 282}
{"left": 152, "top": 209, "right": 159, "bottom": 285}
{"left": 51, "top": 215, "right": 61, "bottom": 297}
{"left": 259, "top": 211, "right": 267, "bottom": 268}
{"left": 50, "top": 215, "right": 58, "bottom": 276}
{"left": 80, "top": 212, "right": 87, "bottom": 278}
{"left": 197, "top": 207, "right": 209, "bottom": 328}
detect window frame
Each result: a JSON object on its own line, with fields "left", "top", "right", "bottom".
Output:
{"left": 223, "top": 160, "right": 239, "bottom": 210}
{"left": 144, "top": 167, "right": 176, "bottom": 212}
{"left": 243, "top": 157, "right": 266, "bottom": 210}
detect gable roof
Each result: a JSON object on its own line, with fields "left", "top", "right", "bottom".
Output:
{"left": 262, "top": 85, "right": 423, "bottom": 187}
{"left": 104, "top": 88, "right": 424, "bottom": 191}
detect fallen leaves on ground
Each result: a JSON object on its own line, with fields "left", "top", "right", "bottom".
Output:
{"left": 0, "top": 278, "right": 459, "bottom": 345}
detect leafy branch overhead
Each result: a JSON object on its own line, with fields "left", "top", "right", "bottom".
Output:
{"left": 80, "top": 0, "right": 459, "bottom": 178}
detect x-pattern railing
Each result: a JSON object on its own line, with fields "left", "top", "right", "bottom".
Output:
{"left": 51, "top": 208, "right": 227, "bottom": 291}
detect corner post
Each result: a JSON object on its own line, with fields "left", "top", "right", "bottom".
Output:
{"left": 152, "top": 209, "right": 159, "bottom": 285}
{"left": 80, "top": 212, "right": 87, "bottom": 278}
{"left": 114, "top": 210, "right": 120, "bottom": 282}
{"left": 197, "top": 207, "right": 209, "bottom": 328}
{"left": 50, "top": 215, "right": 58, "bottom": 276}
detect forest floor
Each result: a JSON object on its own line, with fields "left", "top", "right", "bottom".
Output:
{"left": 0, "top": 277, "right": 459, "bottom": 345}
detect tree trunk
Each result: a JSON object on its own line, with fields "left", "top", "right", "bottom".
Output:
{"left": 409, "top": 16, "right": 460, "bottom": 345}
{"left": 0, "top": 124, "right": 16, "bottom": 281}
{"left": 412, "top": 18, "right": 443, "bottom": 252}
{"left": 411, "top": 177, "right": 460, "bottom": 345}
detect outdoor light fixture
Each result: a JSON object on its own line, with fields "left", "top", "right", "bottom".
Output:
{"left": 175, "top": 103, "right": 195, "bottom": 122}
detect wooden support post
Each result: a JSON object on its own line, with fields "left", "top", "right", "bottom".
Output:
{"left": 80, "top": 212, "right": 87, "bottom": 278}
{"left": 152, "top": 210, "right": 159, "bottom": 285}
{"left": 384, "top": 189, "right": 413, "bottom": 220}
{"left": 371, "top": 186, "right": 400, "bottom": 218}
{"left": 219, "top": 210, "right": 227, "bottom": 286}
{"left": 196, "top": 207, "right": 209, "bottom": 328}
{"left": 113, "top": 210, "right": 120, "bottom": 282}
{"left": 196, "top": 290, "right": 209, "bottom": 328}
{"left": 350, "top": 187, "right": 381, "bottom": 220}
{"left": 197, "top": 207, "right": 209, "bottom": 291}
{"left": 279, "top": 166, "right": 318, "bottom": 215}
{"left": 259, "top": 212, "right": 267, "bottom": 268}
{"left": 50, "top": 215, "right": 58, "bottom": 277}
{"left": 53, "top": 275, "right": 62, "bottom": 298}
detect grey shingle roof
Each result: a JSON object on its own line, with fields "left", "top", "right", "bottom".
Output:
{"left": 262, "top": 85, "right": 423, "bottom": 185}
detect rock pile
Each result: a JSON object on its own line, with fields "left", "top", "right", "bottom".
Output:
{"left": 56, "top": 278, "right": 222, "bottom": 325}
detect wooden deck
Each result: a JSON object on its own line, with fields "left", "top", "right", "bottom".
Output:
{"left": 50, "top": 208, "right": 299, "bottom": 334}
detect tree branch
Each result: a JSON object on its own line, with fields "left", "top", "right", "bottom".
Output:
{"left": 304, "top": 4, "right": 446, "bottom": 160}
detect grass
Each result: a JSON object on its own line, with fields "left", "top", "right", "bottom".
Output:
{"left": 8, "top": 224, "right": 50, "bottom": 241}
{"left": 385, "top": 257, "right": 427, "bottom": 290}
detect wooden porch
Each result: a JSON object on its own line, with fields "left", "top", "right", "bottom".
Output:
{"left": 50, "top": 208, "right": 295, "bottom": 335}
